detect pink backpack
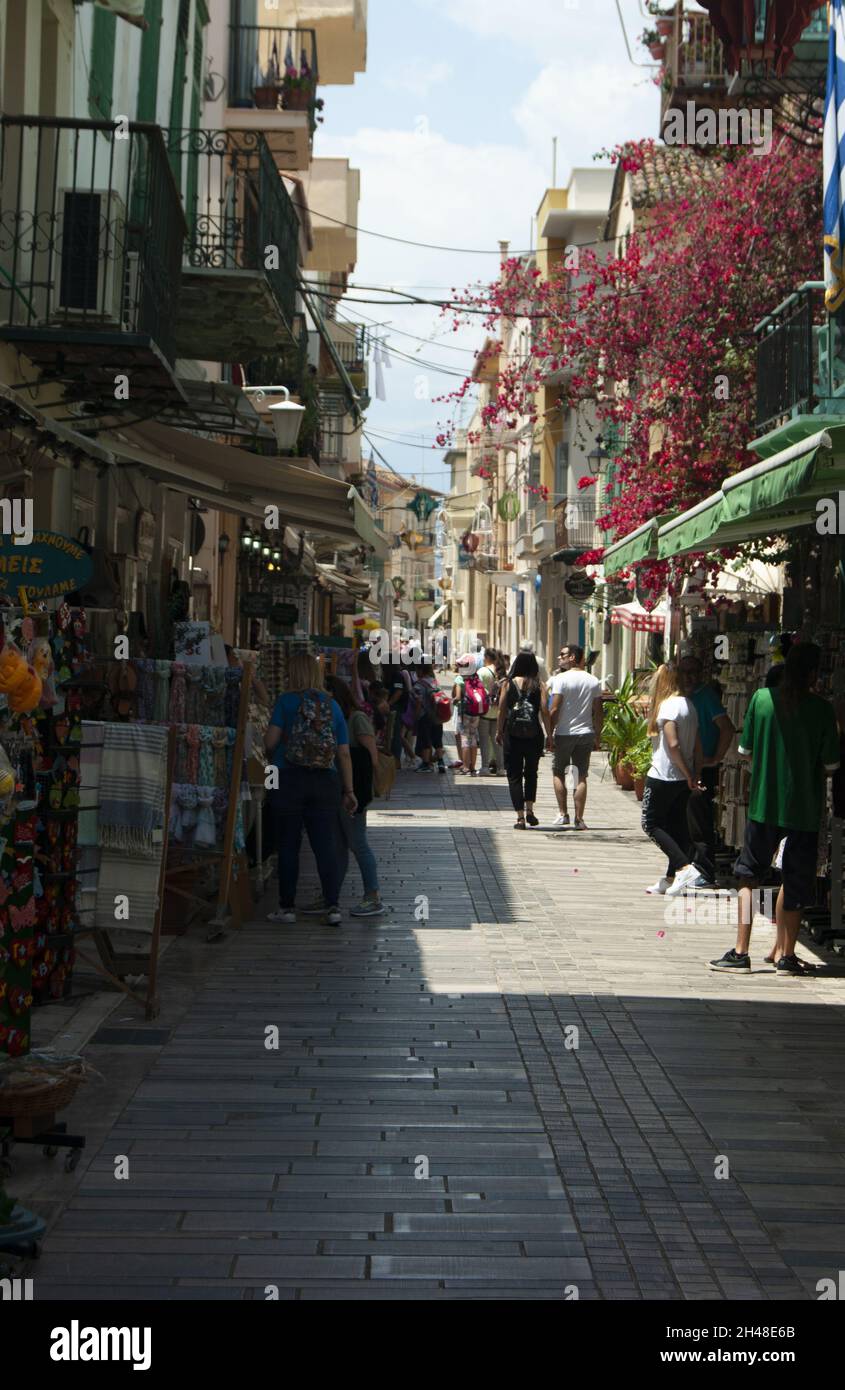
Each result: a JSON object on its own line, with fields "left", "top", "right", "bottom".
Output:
{"left": 463, "top": 672, "right": 490, "bottom": 716}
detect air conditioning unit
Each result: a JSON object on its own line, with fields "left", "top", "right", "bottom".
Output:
{"left": 53, "top": 189, "right": 127, "bottom": 324}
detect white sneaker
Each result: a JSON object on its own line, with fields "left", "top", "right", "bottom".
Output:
{"left": 665, "top": 865, "right": 699, "bottom": 897}
{"left": 325, "top": 907, "right": 342, "bottom": 926}
{"left": 552, "top": 814, "right": 570, "bottom": 828}
{"left": 267, "top": 908, "right": 296, "bottom": 924}
{"left": 645, "top": 877, "right": 672, "bottom": 895}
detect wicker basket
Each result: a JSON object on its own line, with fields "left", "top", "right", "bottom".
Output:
{"left": 0, "top": 1065, "right": 85, "bottom": 1118}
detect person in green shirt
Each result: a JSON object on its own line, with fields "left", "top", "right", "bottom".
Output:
{"left": 710, "top": 643, "right": 840, "bottom": 977}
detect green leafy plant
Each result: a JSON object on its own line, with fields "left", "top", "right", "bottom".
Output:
{"left": 627, "top": 736, "right": 654, "bottom": 778}
{"left": 601, "top": 674, "right": 649, "bottom": 769}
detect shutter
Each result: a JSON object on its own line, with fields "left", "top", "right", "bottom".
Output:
{"left": 88, "top": 7, "right": 117, "bottom": 120}
{"left": 137, "top": 0, "right": 163, "bottom": 121}
{"left": 185, "top": 11, "right": 205, "bottom": 236}
{"left": 167, "top": 0, "right": 192, "bottom": 189}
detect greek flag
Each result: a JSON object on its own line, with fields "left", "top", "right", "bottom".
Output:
{"left": 824, "top": 0, "right": 845, "bottom": 311}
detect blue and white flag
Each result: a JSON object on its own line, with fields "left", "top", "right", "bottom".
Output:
{"left": 824, "top": 0, "right": 845, "bottom": 311}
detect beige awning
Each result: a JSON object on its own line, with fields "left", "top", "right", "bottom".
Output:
{"left": 99, "top": 420, "right": 368, "bottom": 549}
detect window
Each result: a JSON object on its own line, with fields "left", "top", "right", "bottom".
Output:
{"left": 88, "top": 7, "right": 117, "bottom": 120}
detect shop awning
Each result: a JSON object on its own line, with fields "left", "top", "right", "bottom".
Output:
{"left": 316, "top": 563, "right": 373, "bottom": 598}
{"left": 602, "top": 517, "right": 660, "bottom": 576}
{"left": 98, "top": 420, "right": 387, "bottom": 554}
{"left": 610, "top": 599, "right": 667, "bottom": 633}
{"left": 0, "top": 383, "right": 115, "bottom": 469}
{"left": 348, "top": 488, "right": 391, "bottom": 560}
{"left": 657, "top": 428, "right": 843, "bottom": 559}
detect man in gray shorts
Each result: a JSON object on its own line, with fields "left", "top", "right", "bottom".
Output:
{"left": 547, "top": 645, "right": 604, "bottom": 829}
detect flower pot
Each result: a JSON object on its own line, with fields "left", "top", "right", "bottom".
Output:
{"left": 283, "top": 85, "right": 314, "bottom": 111}
{"left": 253, "top": 85, "right": 280, "bottom": 109}
{"left": 656, "top": 17, "right": 673, "bottom": 37}
{"left": 634, "top": 776, "right": 646, "bottom": 802}
{"left": 649, "top": 41, "right": 666, "bottom": 59}
{"left": 616, "top": 761, "right": 636, "bottom": 791}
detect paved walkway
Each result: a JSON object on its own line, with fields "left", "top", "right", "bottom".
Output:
{"left": 26, "top": 752, "right": 845, "bottom": 1299}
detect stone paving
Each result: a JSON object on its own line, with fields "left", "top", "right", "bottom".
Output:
{"left": 21, "top": 752, "right": 845, "bottom": 1299}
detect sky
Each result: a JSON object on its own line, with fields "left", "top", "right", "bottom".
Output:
{"left": 310, "top": 0, "right": 670, "bottom": 492}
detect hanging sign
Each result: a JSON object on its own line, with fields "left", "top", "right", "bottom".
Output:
{"left": 270, "top": 601, "right": 299, "bottom": 627}
{"left": 0, "top": 531, "right": 92, "bottom": 601}
{"left": 564, "top": 573, "right": 596, "bottom": 601}
{"left": 241, "top": 592, "right": 272, "bottom": 618}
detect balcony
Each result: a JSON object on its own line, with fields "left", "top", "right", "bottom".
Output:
{"left": 296, "top": 0, "right": 367, "bottom": 85}
{"left": 0, "top": 116, "right": 187, "bottom": 417}
{"left": 306, "top": 158, "right": 360, "bottom": 279}
{"left": 226, "top": 25, "right": 319, "bottom": 171}
{"left": 754, "top": 283, "right": 845, "bottom": 441}
{"left": 660, "top": 10, "right": 728, "bottom": 126}
{"left": 553, "top": 495, "right": 597, "bottom": 558}
{"left": 168, "top": 129, "right": 300, "bottom": 361}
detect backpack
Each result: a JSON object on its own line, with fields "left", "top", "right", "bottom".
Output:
{"left": 463, "top": 672, "right": 490, "bottom": 717}
{"left": 506, "top": 678, "right": 541, "bottom": 739}
{"left": 283, "top": 690, "right": 337, "bottom": 769}
{"left": 430, "top": 689, "right": 452, "bottom": 724}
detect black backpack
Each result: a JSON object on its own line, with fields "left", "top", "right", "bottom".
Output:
{"left": 506, "top": 679, "right": 540, "bottom": 739}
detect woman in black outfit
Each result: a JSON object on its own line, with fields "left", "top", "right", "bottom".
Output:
{"left": 496, "top": 651, "right": 551, "bottom": 828}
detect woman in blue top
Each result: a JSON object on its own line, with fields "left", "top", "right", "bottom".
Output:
{"left": 264, "top": 653, "right": 357, "bottom": 926}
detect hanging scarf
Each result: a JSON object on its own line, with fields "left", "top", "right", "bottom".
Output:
{"left": 169, "top": 783, "right": 186, "bottom": 840}
{"left": 211, "top": 726, "right": 228, "bottom": 787}
{"left": 184, "top": 725, "right": 201, "bottom": 786}
{"left": 202, "top": 666, "right": 225, "bottom": 726}
{"left": 134, "top": 659, "right": 155, "bottom": 722}
{"left": 177, "top": 783, "right": 199, "bottom": 835}
{"left": 224, "top": 668, "right": 242, "bottom": 728}
{"left": 169, "top": 662, "right": 187, "bottom": 724}
{"left": 185, "top": 666, "right": 204, "bottom": 724}
{"left": 194, "top": 787, "right": 217, "bottom": 847}
{"left": 153, "top": 660, "right": 171, "bottom": 723}
{"left": 198, "top": 725, "right": 215, "bottom": 787}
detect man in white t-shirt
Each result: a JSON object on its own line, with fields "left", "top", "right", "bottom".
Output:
{"left": 547, "top": 644, "right": 604, "bottom": 829}
{"left": 476, "top": 647, "right": 500, "bottom": 775}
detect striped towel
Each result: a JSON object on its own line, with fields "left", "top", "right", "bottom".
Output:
{"left": 78, "top": 720, "right": 104, "bottom": 847}
{"left": 98, "top": 724, "right": 168, "bottom": 857}
{"left": 94, "top": 844, "right": 163, "bottom": 935}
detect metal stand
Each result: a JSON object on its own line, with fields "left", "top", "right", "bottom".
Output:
{"left": 1, "top": 1116, "right": 86, "bottom": 1176}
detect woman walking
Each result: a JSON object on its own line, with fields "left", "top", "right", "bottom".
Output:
{"left": 264, "top": 654, "right": 356, "bottom": 926}
{"left": 641, "top": 664, "right": 704, "bottom": 898}
{"left": 496, "top": 651, "right": 550, "bottom": 827}
{"left": 325, "top": 676, "right": 385, "bottom": 917}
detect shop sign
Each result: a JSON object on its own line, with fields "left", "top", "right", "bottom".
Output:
{"left": 0, "top": 530, "right": 92, "bottom": 601}
{"left": 564, "top": 573, "right": 596, "bottom": 601}
{"left": 134, "top": 509, "right": 156, "bottom": 562}
{"left": 241, "top": 592, "right": 272, "bottom": 618}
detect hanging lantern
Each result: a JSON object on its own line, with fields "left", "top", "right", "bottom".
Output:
{"left": 391, "top": 576, "right": 406, "bottom": 596}
{"left": 497, "top": 491, "right": 520, "bottom": 522}
{"left": 461, "top": 531, "right": 480, "bottom": 554}
{"left": 439, "top": 574, "right": 452, "bottom": 590}
{"left": 408, "top": 489, "right": 437, "bottom": 522}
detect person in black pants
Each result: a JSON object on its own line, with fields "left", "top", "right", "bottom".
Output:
{"left": 496, "top": 651, "right": 550, "bottom": 828}
{"left": 641, "top": 664, "right": 706, "bottom": 898}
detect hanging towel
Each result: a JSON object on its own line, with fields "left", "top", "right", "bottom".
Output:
{"left": 98, "top": 723, "right": 168, "bottom": 857}
{"left": 94, "top": 845, "right": 163, "bottom": 934}
{"left": 374, "top": 341, "right": 386, "bottom": 402}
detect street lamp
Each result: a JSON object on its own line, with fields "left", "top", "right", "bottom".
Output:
{"left": 243, "top": 385, "right": 306, "bottom": 452}
{"left": 587, "top": 435, "right": 609, "bottom": 477}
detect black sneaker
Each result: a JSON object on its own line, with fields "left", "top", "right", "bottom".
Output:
{"left": 437, "top": 760, "right": 447, "bottom": 774}
{"left": 693, "top": 875, "right": 717, "bottom": 889}
{"left": 488, "top": 763, "right": 498, "bottom": 776}
{"left": 776, "top": 954, "right": 816, "bottom": 977}
{"left": 709, "top": 949, "right": 750, "bottom": 972}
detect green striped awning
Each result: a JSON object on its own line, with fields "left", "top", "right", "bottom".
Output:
{"left": 657, "top": 427, "right": 844, "bottom": 560}
{"left": 602, "top": 517, "right": 659, "bottom": 575}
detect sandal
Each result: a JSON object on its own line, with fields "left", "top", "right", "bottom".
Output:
{"left": 526, "top": 812, "right": 539, "bottom": 827}
{"left": 514, "top": 817, "right": 526, "bottom": 829}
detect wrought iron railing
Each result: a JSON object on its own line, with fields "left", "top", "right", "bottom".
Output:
{"left": 755, "top": 286, "right": 816, "bottom": 431}
{"left": 228, "top": 25, "right": 320, "bottom": 130}
{"left": 0, "top": 116, "right": 185, "bottom": 361}
{"left": 167, "top": 129, "right": 299, "bottom": 330}
{"left": 662, "top": 10, "right": 726, "bottom": 97}
{"left": 554, "top": 495, "right": 596, "bottom": 550}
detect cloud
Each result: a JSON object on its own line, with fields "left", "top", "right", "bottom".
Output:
{"left": 513, "top": 59, "right": 656, "bottom": 168}
{"left": 383, "top": 60, "right": 453, "bottom": 99}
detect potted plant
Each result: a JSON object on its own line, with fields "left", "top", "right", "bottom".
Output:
{"left": 627, "top": 737, "right": 654, "bottom": 801}
{"left": 252, "top": 52, "right": 281, "bottom": 110}
{"left": 601, "top": 674, "right": 648, "bottom": 788}
{"left": 283, "top": 62, "right": 316, "bottom": 112}
{"left": 641, "top": 27, "right": 665, "bottom": 60}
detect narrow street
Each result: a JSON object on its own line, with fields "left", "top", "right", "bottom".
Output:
{"left": 28, "top": 756, "right": 845, "bottom": 1301}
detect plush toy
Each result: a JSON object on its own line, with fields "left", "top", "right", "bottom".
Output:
{"left": 0, "top": 641, "right": 42, "bottom": 713}
{"left": 28, "top": 636, "right": 57, "bottom": 708}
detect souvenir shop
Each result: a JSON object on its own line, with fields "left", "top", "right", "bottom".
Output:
{"left": 660, "top": 476, "right": 845, "bottom": 947}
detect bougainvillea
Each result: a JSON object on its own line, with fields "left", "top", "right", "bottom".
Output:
{"left": 439, "top": 137, "right": 821, "bottom": 597}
